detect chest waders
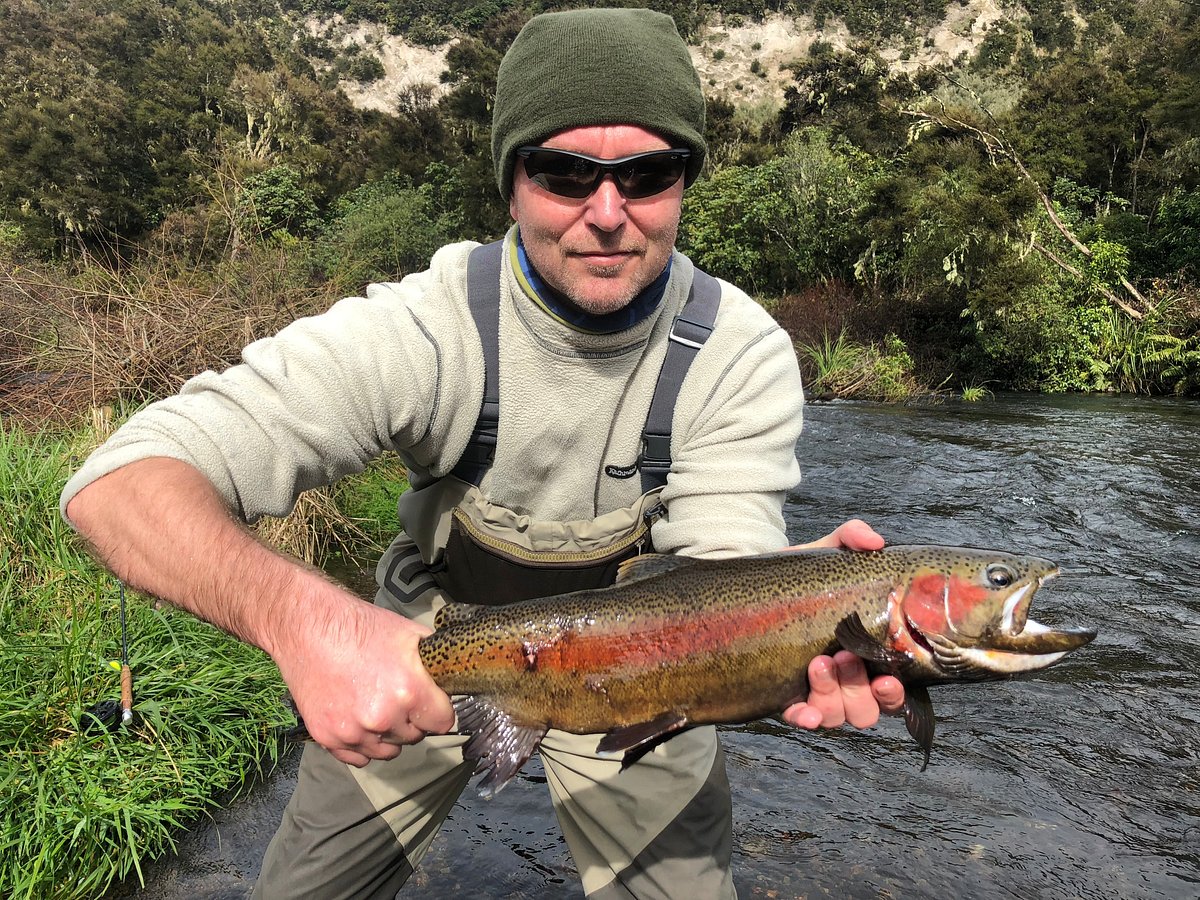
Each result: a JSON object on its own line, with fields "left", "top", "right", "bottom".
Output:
{"left": 383, "top": 239, "right": 720, "bottom": 611}
{"left": 258, "top": 244, "right": 740, "bottom": 900}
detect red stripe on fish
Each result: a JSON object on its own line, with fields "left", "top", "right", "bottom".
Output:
{"left": 525, "top": 587, "right": 870, "bottom": 673}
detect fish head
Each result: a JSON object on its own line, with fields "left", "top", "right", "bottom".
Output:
{"left": 892, "top": 548, "right": 1095, "bottom": 681}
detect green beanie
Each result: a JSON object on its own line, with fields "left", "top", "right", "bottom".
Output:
{"left": 492, "top": 8, "right": 707, "bottom": 199}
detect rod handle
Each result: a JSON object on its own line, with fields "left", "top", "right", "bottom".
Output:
{"left": 120, "top": 664, "right": 134, "bottom": 724}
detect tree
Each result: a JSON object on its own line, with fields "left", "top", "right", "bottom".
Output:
{"left": 679, "top": 129, "right": 883, "bottom": 296}
{"left": 905, "top": 103, "right": 1154, "bottom": 320}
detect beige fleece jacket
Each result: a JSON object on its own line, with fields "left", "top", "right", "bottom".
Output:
{"left": 61, "top": 229, "right": 805, "bottom": 559}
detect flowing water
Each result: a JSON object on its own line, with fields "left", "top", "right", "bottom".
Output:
{"left": 127, "top": 393, "right": 1200, "bottom": 899}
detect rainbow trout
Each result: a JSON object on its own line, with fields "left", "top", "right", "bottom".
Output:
{"left": 415, "top": 545, "right": 1095, "bottom": 795}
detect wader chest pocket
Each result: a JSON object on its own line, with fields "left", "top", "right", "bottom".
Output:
{"left": 430, "top": 506, "right": 653, "bottom": 606}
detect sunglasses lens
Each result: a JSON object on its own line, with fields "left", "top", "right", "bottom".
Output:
{"left": 521, "top": 150, "right": 687, "bottom": 199}
{"left": 616, "top": 154, "right": 688, "bottom": 199}
{"left": 524, "top": 151, "right": 601, "bottom": 198}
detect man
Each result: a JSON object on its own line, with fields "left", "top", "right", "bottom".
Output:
{"left": 62, "top": 8, "right": 902, "bottom": 898}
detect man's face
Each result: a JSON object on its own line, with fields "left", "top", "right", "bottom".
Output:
{"left": 508, "top": 124, "right": 685, "bottom": 316}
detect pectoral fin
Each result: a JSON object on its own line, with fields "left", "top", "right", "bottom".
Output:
{"left": 835, "top": 614, "right": 936, "bottom": 771}
{"left": 595, "top": 711, "right": 690, "bottom": 766}
{"left": 453, "top": 695, "right": 547, "bottom": 797}
{"left": 835, "top": 613, "right": 909, "bottom": 668}
{"left": 902, "top": 684, "right": 935, "bottom": 772}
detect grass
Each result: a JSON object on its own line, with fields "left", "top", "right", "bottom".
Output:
{"left": 961, "top": 384, "right": 994, "bottom": 402}
{"left": 0, "top": 420, "right": 402, "bottom": 898}
{"left": 796, "top": 329, "right": 924, "bottom": 401}
{"left": 0, "top": 246, "right": 413, "bottom": 896}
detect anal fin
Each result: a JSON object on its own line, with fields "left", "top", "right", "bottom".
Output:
{"left": 453, "top": 695, "right": 547, "bottom": 797}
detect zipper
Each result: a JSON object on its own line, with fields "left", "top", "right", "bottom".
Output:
{"left": 451, "top": 507, "right": 650, "bottom": 568}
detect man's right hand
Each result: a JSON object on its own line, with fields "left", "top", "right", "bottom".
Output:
{"left": 273, "top": 590, "right": 456, "bottom": 767}
{"left": 66, "top": 457, "right": 455, "bottom": 768}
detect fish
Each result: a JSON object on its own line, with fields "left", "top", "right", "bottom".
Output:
{"left": 416, "top": 545, "right": 1096, "bottom": 795}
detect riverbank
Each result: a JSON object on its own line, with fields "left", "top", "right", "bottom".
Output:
{"left": 106, "top": 748, "right": 301, "bottom": 898}
{"left": 8, "top": 393, "right": 1199, "bottom": 897}
{"left": 0, "top": 422, "right": 398, "bottom": 899}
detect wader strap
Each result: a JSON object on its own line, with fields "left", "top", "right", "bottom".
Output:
{"left": 451, "top": 239, "right": 722, "bottom": 492}
{"left": 638, "top": 269, "right": 721, "bottom": 493}
{"left": 450, "top": 239, "right": 505, "bottom": 486}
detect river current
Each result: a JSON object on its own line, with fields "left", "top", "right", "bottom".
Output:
{"left": 126, "top": 393, "right": 1200, "bottom": 899}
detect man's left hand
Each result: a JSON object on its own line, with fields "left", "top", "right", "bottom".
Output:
{"left": 780, "top": 518, "right": 906, "bottom": 730}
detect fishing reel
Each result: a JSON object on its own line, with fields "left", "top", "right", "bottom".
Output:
{"left": 80, "top": 581, "right": 137, "bottom": 735}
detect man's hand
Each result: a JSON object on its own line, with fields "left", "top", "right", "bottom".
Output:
{"left": 66, "top": 457, "right": 455, "bottom": 768}
{"left": 790, "top": 517, "right": 884, "bottom": 553}
{"left": 781, "top": 518, "right": 905, "bottom": 730}
{"left": 275, "top": 591, "right": 456, "bottom": 767}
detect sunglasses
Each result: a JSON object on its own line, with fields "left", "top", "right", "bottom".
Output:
{"left": 516, "top": 146, "right": 691, "bottom": 199}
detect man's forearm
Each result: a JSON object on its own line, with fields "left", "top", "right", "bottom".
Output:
{"left": 66, "top": 455, "right": 456, "bottom": 764}
{"left": 65, "top": 456, "right": 330, "bottom": 658}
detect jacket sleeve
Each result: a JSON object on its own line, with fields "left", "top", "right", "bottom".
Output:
{"left": 650, "top": 292, "right": 805, "bottom": 559}
{"left": 60, "top": 242, "right": 484, "bottom": 523}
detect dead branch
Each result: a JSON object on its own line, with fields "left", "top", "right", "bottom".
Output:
{"left": 903, "top": 102, "right": 1153, "bottom": 320}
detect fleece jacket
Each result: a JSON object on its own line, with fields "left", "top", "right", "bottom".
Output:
{"left": 60, "top": 228, "right": 805, "bottom": 560}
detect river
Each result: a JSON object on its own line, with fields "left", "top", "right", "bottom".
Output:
{"left": 125, "top": 392, "right": 1200, "bottom": 899}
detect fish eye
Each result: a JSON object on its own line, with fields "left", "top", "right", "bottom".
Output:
{"left": 986, "top": 564, "right": 1016, "bottom": 587}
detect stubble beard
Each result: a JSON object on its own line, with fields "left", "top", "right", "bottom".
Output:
{"left": 559, "top": 261, "right": 641, "bottom": 315}
{"left": 555, "top": 228, "right": 679, "bottom": 316}
{"left": 522, "top": 216, "right": 680, "bottom": 316}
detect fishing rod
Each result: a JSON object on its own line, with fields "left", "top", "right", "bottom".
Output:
{"left": 81, "top": 579, "right": 135, "bottom": 734}
{"left": 118, "top": 580, "right": 133, "bottom": 726}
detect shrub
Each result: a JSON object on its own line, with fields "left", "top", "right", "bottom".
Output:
{"left": 313, "top": 164, "right": 465, "bottom": 293}
{"left": 0, "top": 244, "right": 338, "bottom": 425}
{"left": 346, "top": 52, "right": 385, "bottom": 83}
{"left": 237, "top": 166, "right": 320, "bottom": 241}
{"left": 796, "top": 330, "right": 923, "bottom": 401}
{"left": 679, "top": 130, "right": 883, "bottom": 296}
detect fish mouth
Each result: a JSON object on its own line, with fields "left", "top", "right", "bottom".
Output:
{"left": 916, "top": 569, "right": 1097, "bottom": 678}
{"left": 991, "top": 568, "right": 1095, "bottom": 648}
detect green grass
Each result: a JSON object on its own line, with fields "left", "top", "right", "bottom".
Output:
{"left": 333, "top": 451, "right": 410, "bottom": 548}
{"left": 796, "top": 330, "right": 923, "bottom": 401}
{"left": 1, "top": 423, "right": 290, "bottom": 899}
{"left": 961, "top": 384, "right": 994, "bottom": 402}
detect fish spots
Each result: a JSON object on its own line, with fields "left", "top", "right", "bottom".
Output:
{"left": 420, "top": 622, "right": 539, "bottom": 688}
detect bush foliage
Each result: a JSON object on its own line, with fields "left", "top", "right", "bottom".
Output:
{"left": 1, "top": 0, "right": 1197, "bottom": 396}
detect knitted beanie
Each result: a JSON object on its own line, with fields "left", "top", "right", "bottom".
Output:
{"left": 492, "top": 8, "right": 707, "bottom": 198}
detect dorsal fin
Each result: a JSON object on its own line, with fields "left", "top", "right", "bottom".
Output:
{"left": 433, "top": 602, "right": 488, "bottom": 630}
{"left": 615, "top": 553, "right": 698, "bottom": 584}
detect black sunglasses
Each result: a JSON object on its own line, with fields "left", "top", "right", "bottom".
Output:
{"left": 516, "top": 146, "right": 691, "bottom": 199}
